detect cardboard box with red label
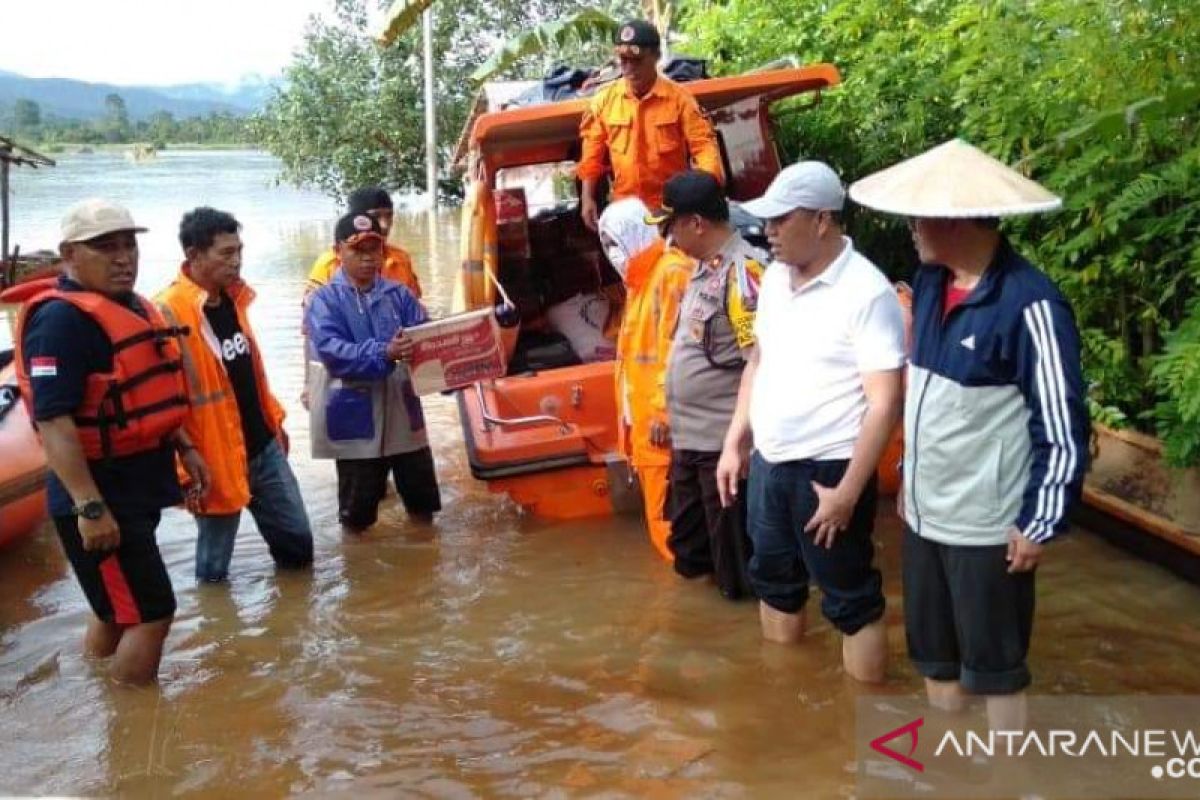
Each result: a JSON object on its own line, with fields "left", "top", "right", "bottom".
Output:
{"left": 405, "top": 308, "right": 508, "bottom": 395}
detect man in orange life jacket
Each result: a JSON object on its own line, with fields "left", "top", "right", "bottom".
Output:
{"left": 578, "top": 19, "right": 724, "bottom": 232}
{"left": 15, "top": 198, "right": 210, "bottom": 684}
{"left": 157, "top": 207, "right": 314, "bottom": 582}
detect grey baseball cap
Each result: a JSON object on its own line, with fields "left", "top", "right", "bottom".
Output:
{"left": 61, "top": 198, "right": 147, "bottom": 244}
{"left": 741, "top": 161, "right": 846, "bottom": 220}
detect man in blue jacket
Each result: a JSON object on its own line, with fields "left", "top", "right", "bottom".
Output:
{"left": 850, "top": 140, "right": 1089, "bottom": 728}
{"left": 305, "top": 212, "right": 441, "bottom": 531}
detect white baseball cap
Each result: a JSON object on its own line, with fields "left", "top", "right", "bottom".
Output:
{"left": 61, "top": 198, "right": 147, "bottom": 244}
{"left": 741, "top": 161, "right": 846, "bottom": 220}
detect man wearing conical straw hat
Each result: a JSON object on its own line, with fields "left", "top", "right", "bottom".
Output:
{"left": 850, "top": 140, "right": 1089, "bottom": 727}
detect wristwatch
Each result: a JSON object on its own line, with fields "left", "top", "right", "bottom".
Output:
{"left": 72, "top": 499, "right": 107, "bottom": 520}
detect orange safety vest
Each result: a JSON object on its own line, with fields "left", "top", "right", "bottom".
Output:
{"left": 156, "top": 269, "right": 286, "bottom": 514}
{"left": 304, "top": 243, "right": 422, "bottom": 299}
{"left": 13, "top": 280, "right": 189, "bottom": 460}
{"left": 615, "top": 241, "right": 694, "bottom": 467}
{"left": 578, "top": 76, "right": 724, "bottom": 210}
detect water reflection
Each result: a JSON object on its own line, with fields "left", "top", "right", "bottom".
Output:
{"left": 0, "top": 151, "right": 1199, "bottom": 797}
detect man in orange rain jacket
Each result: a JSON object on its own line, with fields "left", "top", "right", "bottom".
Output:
{"left": 578, "top": 19, "right": 724, "bottom": 232}
{"left": 158, "top": 207, "right": 314, "bottom": 583}
{"left": 604, "top": 198, "right": 694, "bottom": 561}
{"left": 305, "top": 186, "right": 422, "bottom": 299}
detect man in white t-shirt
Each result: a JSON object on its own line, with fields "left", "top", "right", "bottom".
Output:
{"left": 716, "top": 162, "right": 906, "bottom": 682}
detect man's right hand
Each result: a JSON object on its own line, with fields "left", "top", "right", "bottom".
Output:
{"left": 79, "top": 510, "right": 120, "bottom": 552}
{"left": 386, "top": 330, "right": 413, "bottom": 363}
{"left": 715, "top": 444, "right": 743, "bottom": 509}
{"left": 649, "top": 418, "right": 671, "bottom": 449}
{"left": 581, "top": 195, "right": 599, "bottom": 232}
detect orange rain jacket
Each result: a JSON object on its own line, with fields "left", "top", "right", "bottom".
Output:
{"left": 616, "top": 240, "right": 694, "bottom": 469}
{"left": 305, "top": 243, "right": 422, "bottom": 299}
{"left": 578, "top": 76, "right": 724, "bottom": 210}
{"left": 156, "top": 268, "right": 286, "bottom": 514}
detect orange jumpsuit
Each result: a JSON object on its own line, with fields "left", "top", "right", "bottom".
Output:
{"left": 305, "top": 243, "right": 422, "bottom": 299}
{"left": 616, "top": 241, "right": 695, "bottom": 560}
{"left": 578, "top": 76, "right": 724, "bottom": 210}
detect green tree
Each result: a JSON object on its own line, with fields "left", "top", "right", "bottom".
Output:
{"left": 682, "top": 0, "right": 1200, "bottom": 462}
{"left": 252, "top": 0, "right": 640, "bottom": 198}
{"left": 13, "top": 98, "right": 41, "bottom": 135}
{"left": 146, "top": 110, "right": 178, "bottom": 147}
{"left": 102, "top": 92, "right": 132, "bottom": 143}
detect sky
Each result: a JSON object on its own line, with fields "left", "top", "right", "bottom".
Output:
{"left": 0, "top": 0, "right": 386, "bottom": 87}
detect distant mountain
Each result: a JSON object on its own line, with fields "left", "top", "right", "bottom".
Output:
{"left": 154, "top": 74, "right": 278, "bottom": 113}
{"left": 0, "top": 70, "right": 278, "bottom": 121}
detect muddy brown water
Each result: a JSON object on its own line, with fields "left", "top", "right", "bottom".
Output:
{"left": 2, "top": 152, "right": 1200, "bottom": 798}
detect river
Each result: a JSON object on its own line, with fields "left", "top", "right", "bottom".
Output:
{"left": 1, "top": 149, "right": 1199, "bottom": 798}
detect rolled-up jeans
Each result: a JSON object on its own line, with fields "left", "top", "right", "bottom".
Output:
{"left": 195, "top": 439, "right": 314, "bottom": 581}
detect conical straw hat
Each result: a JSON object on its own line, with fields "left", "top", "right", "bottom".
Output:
{"left": 848, "top": 139, "right": 1061, "bottom": 218}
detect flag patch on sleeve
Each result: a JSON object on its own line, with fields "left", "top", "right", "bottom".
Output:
{"left": 30, "top": 356, "right": 58, "bottom": 377}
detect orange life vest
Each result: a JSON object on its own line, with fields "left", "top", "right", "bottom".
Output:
{"left": 13, "top": 281, "right": 190, "bottom": 460}
{"left": 156, "top": 270, "right": 286, "bottom": 514}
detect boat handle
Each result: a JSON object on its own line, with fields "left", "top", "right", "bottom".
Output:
{"left": 475, "top": 382, "right": 571, "bottom": 434}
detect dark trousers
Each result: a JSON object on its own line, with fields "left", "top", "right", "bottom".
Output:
{"left": 667, "top": 448, "right": 754, "bottom": 599}
{"left": 335, "top": 447, "right": 442, "bottom": 529}
{"left": 746, "top": 453, "right": 884, "bottom": 634}
{"left": 902, "top": 525, "right": 1034, "bottom": 694}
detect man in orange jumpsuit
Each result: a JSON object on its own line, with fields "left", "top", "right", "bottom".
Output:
{"left": 578, "top": 19, "right": 724, "bottom": 232}
{"left": 305, "top": 186, "right": 422, "bottom": 299}
{"left": 604, "top": 198, "right": 694, "bottom": 560}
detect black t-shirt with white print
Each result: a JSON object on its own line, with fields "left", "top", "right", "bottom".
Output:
{"left": 204, "top": 292, "right": 274, "bottom": 457}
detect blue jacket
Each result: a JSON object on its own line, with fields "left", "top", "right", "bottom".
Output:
{"left": 902, "top": 239, "right": 1089, "bottom": 547}
{"left": 305, "top": 270, "right": 428, "bottom": 380}
{"left": 305, "top": 271, "right": 430, "bottom": 460}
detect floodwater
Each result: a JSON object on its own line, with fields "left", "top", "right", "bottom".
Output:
{"left": 2, "top": 150, "right": 1200, "bottom": 798}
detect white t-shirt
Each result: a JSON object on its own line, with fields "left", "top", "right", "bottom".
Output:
{"left": 750, "top": 238, "right": 906, "bottom": 463}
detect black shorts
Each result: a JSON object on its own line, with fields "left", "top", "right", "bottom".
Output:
{"left": 53, "top": 509, "right": 176, "bottom": 625}
{"left": 746, "top": 453, "right": 883, "bottom": 634}
{"left": 336, "top": 447, "right": 442, "bottom": 529}
{"left": 902, "top": 524, "right": 1035, "bottom": 695}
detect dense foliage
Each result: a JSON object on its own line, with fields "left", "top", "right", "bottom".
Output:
{"left": 1, "top": 93, "right": 247, "bottom": 148}
{"left": 684, "top": 0, "right": 1199, "bottom": 465}
{"left": 250, "top": 0, "right": 640, "bottom": 200}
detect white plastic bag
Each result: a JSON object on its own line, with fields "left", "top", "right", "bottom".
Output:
{"left": 545, "top": 292, "right": 616, "bottom": 363}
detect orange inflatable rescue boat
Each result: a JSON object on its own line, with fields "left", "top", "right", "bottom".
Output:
{"left": 450, "top": 64, "right": 916, "bottom": 520}
{"left": 1, "top": 277, "right": 52, "bottom": 548}
{"left": 0, "top": 350, "right": 47, "bottom": 548}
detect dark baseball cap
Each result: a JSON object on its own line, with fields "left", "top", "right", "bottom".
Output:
{"left": 645, "top": 170, "right": 729, "bottom": 225}
{"left": 334, "top": 212, "right": 385, "bottom": 246}
{"left": 614, "top": 19, "right": 660, "bottom": 54}
{"left": 347, "top": 186, "right": 393, "bottom": 215}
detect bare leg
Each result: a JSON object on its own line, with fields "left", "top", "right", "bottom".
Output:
{"left": 83, "top": 617, "right": 122, "bottom": 659}
{"left": 109, "top": 619, "right": 172, "bottom": 685}
{"left": 759, "top": 601, "right": 805, "bottom": 644}
{"left": 843, "top": 620, "right": 887, "bottom": 683}
{"left": 986, "top": 692, "right": 1027, "bottom": 731}
{"left": 925, "top": 678, "right": 967, "bottom": 712}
